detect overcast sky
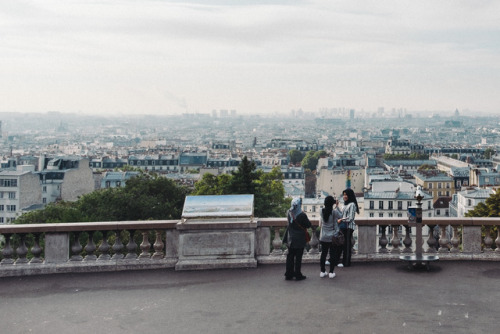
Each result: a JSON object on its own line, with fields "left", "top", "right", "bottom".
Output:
{"left": 1, "top": 0, "right": 499, "bottom": 116}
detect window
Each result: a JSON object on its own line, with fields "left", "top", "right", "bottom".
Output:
{"left": 0, "top": 217, "right": 3, "bottom": 223}
{"left": 438, "top": 183, "right": 442, "bottom": 189}
{"left": 457, "top": 180, "right": 461, "bottom": 187}
{"left": 398, "top": 201, "right": 402, "bottom": 210}
{"left": 369, "top": 213, "right": 374, "bottom": 217}
{"left": 428, "top": 183, "right": 433, "bottom": 189}
{"left": 389, "top": 213, "right": 393, "bottom": 217}
{"left": 437, "top": 209, "right": 441, "bottom": 215}
{"left": 407, "top": 201, "right": 412, "bottom": 208}
{"left": 379, "top": 213, "right": 384, "bottom": 217}
{"left": 43, "top": 186, "right": 47, "bottom": 192}
{"left": 8, "top": 192, "right": 15, "bottom": 199}
{"left": 0, "top": 179, "right": 17, "bottom": 187}
{"left": 446, "top": 191, "right": 450, "bottom": 196}
{"left": 379, "top": 201, "right": 384, "bottom": 209}
{"left": 468, "top": 199, "right": 472, "bottom": 206}
{"left": 116, "top": 181, "right": 121, "bottom": 187}
{"left": 0, "top": 205, "right": 3, "bottom": 211}
{"left": 105, "top": 181, "right": 111, "bottom": 188}
{"left": 303, "top": 206, "right": 307, "bottom": 212}
{"left": 446, "top": 183, "right": 450, "bottom": 188}
{"left": 428, "top": 202, "right": 431, "bottom": 209}
{"left": 398, "top": 213, "right": 402, "bottom": 217}
{"left": 388, "top": 201, "right": 393, "bottom": 210}
{"left": 369, "top": 201, "right": 374, "bottom": 209}
{"left": 428, "top": 213, "right": 432, "bottom": 217}
{"left": 43, "top": 198, "right": 47, "bottom": 204}
{"left": 6, "top": 205, "right": 16, "bottom": 212}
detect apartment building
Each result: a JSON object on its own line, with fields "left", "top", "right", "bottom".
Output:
{"left": 414, "top": 170, "right": 455, "bottom": 202}
{"left": 449, "top": 187, "right": 495, "bottom": 217}
{"left": 0, "top": 167, "right": 41, "bottom": 224}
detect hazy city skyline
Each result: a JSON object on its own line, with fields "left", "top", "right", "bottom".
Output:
{"left": 1, "top": 0, "right": 499, "bottom": 117}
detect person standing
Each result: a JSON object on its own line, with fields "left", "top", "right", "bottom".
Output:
{"left": 318, "top": 196, "right": 342, "bottom": 278}
{"left": 337, "top": 188, "right": 359, "bottom": 267}
{"left": 283, "top": 197, "right": 311, "bottom": 281}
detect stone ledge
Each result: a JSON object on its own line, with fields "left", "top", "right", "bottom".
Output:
{"left": 0, "top": 258, "right": 177, "bottom": 278}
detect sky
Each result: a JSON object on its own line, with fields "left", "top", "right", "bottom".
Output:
{"left": 1, "top": 0, "right": 500, "bottom": 116}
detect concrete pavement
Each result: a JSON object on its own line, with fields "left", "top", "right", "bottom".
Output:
{"left": 1, "top": 261, "right": 499, "bottom": 334}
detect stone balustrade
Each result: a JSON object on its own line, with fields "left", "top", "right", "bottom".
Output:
{"left": 1, "top": 217, "right": 499, "bottom": 277}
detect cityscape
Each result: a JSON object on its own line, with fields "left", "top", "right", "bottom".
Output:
{"left": 0, "top": 108, "right": 498, "bottom": 224}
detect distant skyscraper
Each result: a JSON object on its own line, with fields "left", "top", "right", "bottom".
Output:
{"left": 230, "top": 109, "right": 237, "bottom": 117}
{"left": 454, "top": 109, "right": 460, "bottom": 117}
{"left": 220, "top": 109, "right": 229, "bottom": 117}
{"left": 212, "top": 109, "right": 218, "bottom": 118}
{"left": 349, "top": 109, "right": 355, "bottom": 119}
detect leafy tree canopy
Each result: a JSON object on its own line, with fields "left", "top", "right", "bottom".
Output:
{"left": 384, "top": 153, "right": 428, "bottom": 160}
{"left": 288, "top": 149, "right": 304, "bottom": 165}
{"left": 301, "top": 150, "right": 327, "bottom": 171}
{"left": 465, "top": 189, "right": 500, "bottom": 217}
{"left": 14, "top": 173, "right": 189, "bottom": 224}
{"left": 192, "top": 157, "right": 290, "bottom": 217}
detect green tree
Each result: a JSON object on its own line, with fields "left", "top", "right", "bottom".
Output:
{"left": 466, "top": 189, "right": 500, "bottom": 218}
{"left": 483, "top": 148, "right": 495, "bottom": 159}
{"left": 192, "top": 159, "right": 290, "bottom": 217}
{"left": 288, "top": 149, "right": 304, "bottom": 165}
{"left": 14, "top": 173, "right": 189, "bottom": 224}
{"left": 301, "top": 150, "right": 327, "bottom": 171}
{"left": 254, "top": 167, "right": 290, "bottom": 217}
{"left": 228, "top": 156, "right": 258, "bottom": 194}
{"left": 193, "top": 173, "right": 232, "bottom": 195}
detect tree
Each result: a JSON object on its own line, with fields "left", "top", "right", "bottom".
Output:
{"left": 301, "top": 150, "right": 327, "bottom": 171}
{"left": 14, "top": 173, "right": 189, "bottom": 224}
{"left": 466, "top": 189, "right": 500, "bottom": 218}
{"left": 228, "top": 156, "right": 258, "bottom": 194}
{"left": 254, "top": 167, "right": 290, "bottom": 217}
{"left": 192, "top": 159, "right": 290, "bottom": 217}
{"left": 483, "top": 148, "right": 495, "bottom": 159}
{"left": 288, "top": 149, "right": 304, "bottom": 165}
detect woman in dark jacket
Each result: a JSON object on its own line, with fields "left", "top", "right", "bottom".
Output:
{"left": 283, "top": 197, "right": 311, "bottom": 281}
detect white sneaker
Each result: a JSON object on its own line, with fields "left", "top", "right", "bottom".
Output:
{"left": 337, "top": 264, "right": 344, "bottom": 268}
{"left": 320, "top": 272, "right": 327, "bottom": 278}
{"left": 329, "top": 272, "right": 336, "bottom": 279}
{"left": 325, "top": 260, "right": 330, "bottom": 265}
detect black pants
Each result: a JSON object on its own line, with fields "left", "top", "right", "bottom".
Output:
{"left": 320, "top": 241, "right": 340, "bottom": 273}
{"left": 285, "top": 247, "right": 304, "bottom": 278}
{"left": 339, "top": 228, "right": 354, "bottom": 267}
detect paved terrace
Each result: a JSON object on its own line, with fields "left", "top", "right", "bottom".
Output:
{"left": 1, "top": 261, "right": 499, "bottom": 334}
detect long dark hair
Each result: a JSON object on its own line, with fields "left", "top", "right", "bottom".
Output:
{"left": 322, "top": 195, "right": 335, "bottom": 221}
{"left": 343, "top": 188, "right": 359, "bottom": 214}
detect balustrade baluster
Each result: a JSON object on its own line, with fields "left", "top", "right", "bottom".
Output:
{"left": 438, "top": 225, "right": 450, "bottom": 253}
{"left": 483, "top": 226, "right": 493, "bottom": 252}
{"left": 379, "top": 226, "right": 388, "bottom": 253}
{"left": 495, "top": 227, "right": 500, "bottom": 252}
{"left": 97, "top": 232, "right": 111, "bottom": 261}
{"left": 1, "top": 234, "right": 15, "bottom": 265}
{"left": 15, "top": 234, "right": 29, "bottom": 264}
{"left": 402, "top": 226, "right": 412, "bottom": 253}
{"left": 125, "top": 230, "right": 138, "bottom": 260}
{"left": 308, "top": 226, "right": 319, "bottom": 255}
{"left": 152, "top": 230, "right": 164, "bottom": 260}
{"left": 391, "top": 225, "right": 400, "bottom": 253}
{"left": 450, "top": 226, "right": 460, "bottom": 253}
{"left": 70, "top": 232, "right": 83, "bottom": 261}
{"left": 112, "top": 231, "right": 124, "bottom": 260}
{"left": 84, "top": 231, "right": 97, "bottom": 261}
{"left": 139, "top": 231, "right": 152, "bottom": 259}
{"left": 29, "top": 233, "right": 43, "bottom": 264}
{"left": 272, "top": 227, "right": 283, "bottom": 255}
{"left": 426, "top": 225, "right": 437, "bottom": 253}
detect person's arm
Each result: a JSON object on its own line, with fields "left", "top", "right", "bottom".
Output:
{"left": 300, "top": 213, "right": 312, "bottom": 229}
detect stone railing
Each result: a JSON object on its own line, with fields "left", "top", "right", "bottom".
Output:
{"left": 1, "top": 217, "right": 499, "bottom": 277}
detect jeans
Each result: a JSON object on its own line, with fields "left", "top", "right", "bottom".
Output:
{"left": 338, "top": 228, "right": 354, "bottom": 267}
{"left": 320, "top": 241, "right": 340, "bottom": 272}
